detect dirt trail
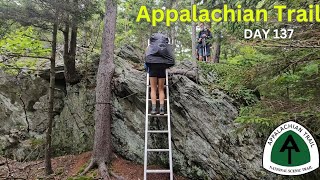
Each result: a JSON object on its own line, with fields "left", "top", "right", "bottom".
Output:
{"left": 0, "top": 152, "right": 188, "bottom": 180}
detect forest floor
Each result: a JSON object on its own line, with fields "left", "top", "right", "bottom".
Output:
{"left": 0, "top": 151, "right": 188, "bottom": 180}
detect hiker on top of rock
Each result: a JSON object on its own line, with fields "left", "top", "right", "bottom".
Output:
{"left": 197, "top": 23, "right": 212, "bottom": 62}
{"left": 144, "top": 33, "right": 175, "bottom": 115}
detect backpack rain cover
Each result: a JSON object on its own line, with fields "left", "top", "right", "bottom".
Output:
{"left": 145, "top": 33, "right": 175, "bottom": 68}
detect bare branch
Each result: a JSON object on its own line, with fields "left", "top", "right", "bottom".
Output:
{"left": 2, "top": 53, "right": 51, "bottom": 59}
{"left": 0, "top": 66, "right": 47, "bottom": 72}
{"left": 259, "top": 44, "right": 320, "bottom": 49}
{"left": 5, "top": 155, "right": 12, "bottom": 178}
{"left": 0, "top": 176, "right": 27, "bottom": 180}
{"left": 22, "top": 34, "right": 52, "bottom": 42}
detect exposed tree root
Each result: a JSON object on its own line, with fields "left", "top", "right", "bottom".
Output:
{"left": 80, "top": 159, "right": 126, "bottom": 180}
{"left": 110, "top": 171, "right": 126, "bottom": 180}
{"left": 80, "top": 159, "right": 95, "bottom": 176}
{"left": 98, "top": 162, "right": 110, "bottom": 180}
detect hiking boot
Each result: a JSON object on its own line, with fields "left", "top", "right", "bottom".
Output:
{"left": 159, "top": 104, "right": 165, "bottom": 115}
{"left": 151, "top": 104, "right": 157, "bottom": 115}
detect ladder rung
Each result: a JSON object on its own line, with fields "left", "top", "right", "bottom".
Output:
{"left": 148, "top": 114, "right": 168, "bottom": 117}
{"left": 148, "top": 99, "right": 167, "bottom": 101}
{"left": 145, "top": 71, "right": 172, "bottom": 178}
{"left": 147, "top": 85, "right": 168, "bottom": 87}
{"left": 148, "top": 130, "right": 168, "bottom": 133}
{"left": 146, "top": 169, "right": 171, "bottom": 173}
{"left": 147, "top": 149, "right": 170, "bottom": 152}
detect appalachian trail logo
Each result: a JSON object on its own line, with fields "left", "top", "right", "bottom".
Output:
{"left": 263, "top": 121, "right": 319, "bottom": 175}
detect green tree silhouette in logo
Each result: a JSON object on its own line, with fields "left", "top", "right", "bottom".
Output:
{"left": 271, "top": 130, "right": 310, "bottom": 166}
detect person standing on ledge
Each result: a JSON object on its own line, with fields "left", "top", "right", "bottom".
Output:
{"left": 145, "top": 33, "right": 175, "bottom": 115}
{"left": 197, "top": 23, "right": 212, "bottom": 62}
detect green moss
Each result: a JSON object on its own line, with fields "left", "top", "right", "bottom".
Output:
{"left": 30, "top": 138, "right": 44, "bottom": 148}
{"left": 190, "top": 166, "right": 207, "bottom": 179}
{"left": 199, "top": 61, "right": 258, "bottom": 106}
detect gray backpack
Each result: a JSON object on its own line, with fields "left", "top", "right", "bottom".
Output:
{"left": 145, "top": 33, "right": 175, "bottom": 68}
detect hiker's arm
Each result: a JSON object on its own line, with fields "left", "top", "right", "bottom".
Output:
{"left": 207, "top": 31, "right": 212, "bottom": 39}
{"left": 198, "top": 32, "right": 202, "bottom": 42}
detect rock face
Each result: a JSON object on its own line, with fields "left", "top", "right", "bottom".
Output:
{"left": 110, "top": 58, "right": 270, "bottom": 179}
{"left": 116, "top": 44, "right": 144, "bottom": 63}
{"left": 0, "top": 71, "right": 51, "bottom": 160}
{"left": 0, "top": 46, "right": 272, "bottom": 179}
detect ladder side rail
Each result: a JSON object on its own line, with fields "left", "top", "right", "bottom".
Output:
{"left": 166, "top": 69, "right": 173, "bottom": 180}
{"left": 144, "top": 72, "right": 150, "bottom": 180}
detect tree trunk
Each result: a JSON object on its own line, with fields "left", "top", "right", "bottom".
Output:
{"left": 44, "top": 21, "right": 58, "bottom": 176}
{"left": 63, "top": 20, "right": 70, "bottom": 74}
{"left": 63, "top": 0, "right": 79, "bottom": 84}
{"left": 81, "top": 0, "right": 119, "bottom": 179}
{"left": 191, "top": 0, "right": 196, "bottom": 60}
{"left": 191, "top": 0, "right": 199, "bottom": 83}
{"left": 171, "top": 0, "right": 176, "bottom": 50}
{"left": 213, "top": 31, "right": 221, "bottom": 63}
{"left": 93, "top": 0, "right": 117, "bottom": 165}
{"left": 212, "top": 1, "right": 222, "bottom": 63}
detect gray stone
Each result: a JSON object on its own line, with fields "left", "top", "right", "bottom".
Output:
{"left": 116, "top": 44, "right": 144, "bottom": 63}
{"left": 0, "top": 70, "right": 49, "bottom": 133}
{"left": 0, "top": 69, "right": 63, "bottom": 160}
{"left": 38, "top": 65, "right": 65, "bottom": 81}
{"left": 0, "top": 47, "right": 274, "bottom": 179}
{"left": 108, "top": 57, "right": 272, "bottom": 179}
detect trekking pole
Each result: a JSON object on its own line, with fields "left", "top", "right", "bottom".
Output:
{"left": 203, "top": 38, "right": 207, "bottom": 62}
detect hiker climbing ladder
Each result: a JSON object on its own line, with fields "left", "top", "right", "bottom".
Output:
{"left": 144, "top": 69, "right": 173, "bottom": 180}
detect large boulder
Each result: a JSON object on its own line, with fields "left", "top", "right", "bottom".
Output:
{"left": 109, "top": 58, "right": 271, "bottom": 179}
{"left": 0, "top": 70, "right": 63, "bottom": 160}
{"left": 0, "top": 47, "right": 273, "bottom": 179}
